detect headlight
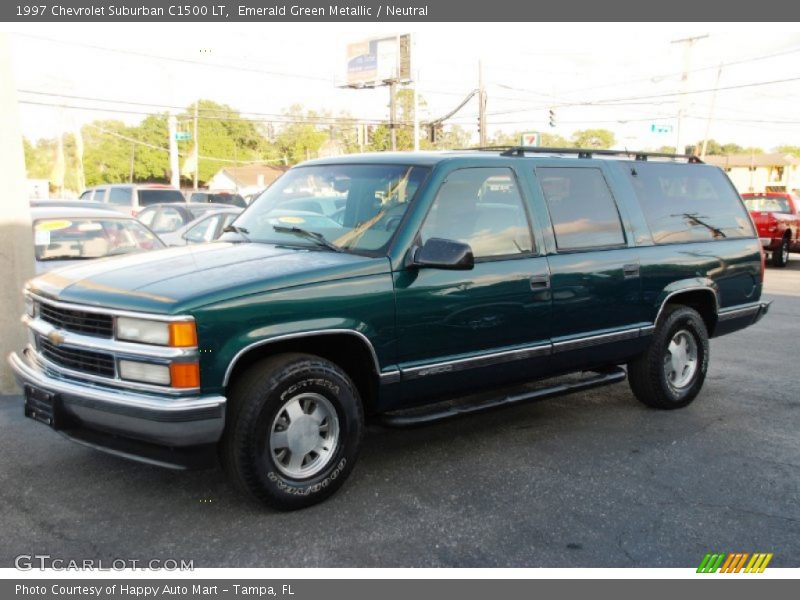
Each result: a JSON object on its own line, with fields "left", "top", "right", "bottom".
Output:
{"left": 116, "top": 317, "right": 197, "bottom": 347}
{"left": 118, "top": 360, "right": 171, "bottom": 385}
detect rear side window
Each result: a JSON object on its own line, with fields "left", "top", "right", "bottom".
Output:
{"left": 626, "top": 163, "right": 755, "bottom": 243}
{"left": 108, "top": 187, "right": 133, "bottom": 206}
{"left": 93, "top": 188, "right": 108, "bottom": 202}
{"left": 742, "top": 195, "right": 792, "bottom": 214}
{"left": 537, "top": 167, "right": 625, "bottom": 250}
{"left": 138, "top": 189, "right": 185, "bottom": 206}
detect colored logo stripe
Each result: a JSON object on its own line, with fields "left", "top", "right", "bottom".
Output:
{"left": 697, "top": 552, "right": 773, "bottom": 573}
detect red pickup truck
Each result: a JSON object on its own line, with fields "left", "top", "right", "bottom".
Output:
{"left": 742, "top": 192, "right": 800, "bottom": 267}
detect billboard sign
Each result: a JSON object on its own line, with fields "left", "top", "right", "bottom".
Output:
{"left": 346, "top": 34, "right": 412, "bottom": 86}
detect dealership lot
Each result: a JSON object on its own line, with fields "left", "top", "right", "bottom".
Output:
{"left": 1, "top": 264, "right": 798, "bottom": 568}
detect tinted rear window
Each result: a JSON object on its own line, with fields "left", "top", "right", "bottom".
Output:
{"left": 538, "top": 167, "right": 626, "bottom": 250}
{"left": 626, "top": 163, "right": 754, "bottom": 244}
{"left": 138, "top": 189, "right": 185, "bottom": 206}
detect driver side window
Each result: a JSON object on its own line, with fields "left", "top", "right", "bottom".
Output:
{"left": 419, "top": 168, "right": 534, "bottom": 259}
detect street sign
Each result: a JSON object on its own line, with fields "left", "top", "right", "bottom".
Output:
{"left": 521, "top": 132, "right": 541, "bottom": 146}
{"left": 650, "top": 124, "right": 673, "bottom": 134}
{"left": 175, "top": 131, "right": 191, "bottom": 141}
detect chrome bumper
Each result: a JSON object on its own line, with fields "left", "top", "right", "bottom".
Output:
{"left": 8, "top": 349, "right": 225, "bottom": 450}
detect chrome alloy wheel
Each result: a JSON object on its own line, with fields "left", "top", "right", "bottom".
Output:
{"left": 269, "top": 392, "right": 340, "bottom": 479}
{"left": 782, "top": 241, "right": 790, "bottom": 264}
{"left": 663, "top": 329, "right": 699, "bottom": 389}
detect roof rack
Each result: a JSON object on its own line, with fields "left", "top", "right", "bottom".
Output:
{"left": 467, "top": 146, "right": 704, "bottom": 164}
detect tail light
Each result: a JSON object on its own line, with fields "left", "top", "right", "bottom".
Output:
{"left": 759, "top": 244, "right": 766, "bottom": 281}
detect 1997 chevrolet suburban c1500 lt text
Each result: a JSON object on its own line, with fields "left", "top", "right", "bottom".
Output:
{"left": 9, "top": 147, "right": 770, "bottom": 510}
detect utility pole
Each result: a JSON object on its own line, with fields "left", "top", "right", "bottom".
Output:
{"left": 192, "top": 101, "right": 199, "bottom": 191}
{"left": 413, "top": 81, "right": 420, "bottom": 151}
{"left": 389, "top": 81, "right": 397, "bottom": 152}
{"left": 167, "top": 114, "right": 179, "bottom": 188}
{"left": 671, "top": 34, "right": 708, "bottom": 155}
{"left": 478, "top": 60, "right": 487, "bottom": 147}
{"left": 701, "top": 64, "right": 723, "bottom": 159}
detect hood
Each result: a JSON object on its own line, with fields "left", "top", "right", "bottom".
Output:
{"left": 28, "top": 242, "right": 390, "bottom": 314}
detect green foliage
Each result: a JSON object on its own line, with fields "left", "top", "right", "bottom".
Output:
{"left": 775, "top": 145, "right": 800, "bottom": 156}
{"left": 274, "top": 104, "right": 330, "bottom": 164}
{"left": 571, "top": 129, "right": 616, "bottom": 149}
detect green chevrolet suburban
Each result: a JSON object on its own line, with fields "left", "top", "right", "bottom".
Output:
{"left": 9, "top": 148, "right": 770, "bottom": 510}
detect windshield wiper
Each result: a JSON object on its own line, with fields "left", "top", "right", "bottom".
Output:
{"left": 222, "top": 224, "right": 251, "bottom": 242}
{"left": 272, "top": 225, "right": 344, "bottom": 253}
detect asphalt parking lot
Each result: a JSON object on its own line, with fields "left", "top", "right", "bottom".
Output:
{"left": 1, "top": 263, "right": 799, "bottom": 568}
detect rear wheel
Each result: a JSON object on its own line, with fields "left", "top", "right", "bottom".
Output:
{"left": 627, "top": 305, "right": 709, "bottom": 409}
{"left": 220, "top": 353, "right": 364, "bottom": 510}
{"left": 772, "top": 236, "right": 790, "bottom": 267}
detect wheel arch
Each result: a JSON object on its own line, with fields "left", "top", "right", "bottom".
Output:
{"left": 655, "top": 286, "right": 719, "bottom": 337}
{"left": 223, "top": 330, "right": 383, "bottom": 414}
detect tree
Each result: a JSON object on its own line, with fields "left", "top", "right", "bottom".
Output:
{"left": 572, "top": 129, "right": 616, "bottom": 149}
{"left": 274, "top": 104, "right": 330, "bottom": 164}
{"left": 776, "top": 145, "right": 800, "bottom": 156}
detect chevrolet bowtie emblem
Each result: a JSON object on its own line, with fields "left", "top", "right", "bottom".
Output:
{"left": 46, "top": 330, "right": 65, "bottom": 346}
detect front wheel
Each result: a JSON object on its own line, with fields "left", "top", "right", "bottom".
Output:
{"left": 220, "top": 353, "right": 364, "bottom": 510}
{"left": 772, "top": 237, "right": 790, "bottom": 268}
{"left": 627, "top": 305, "right": 709, "bottom": 409}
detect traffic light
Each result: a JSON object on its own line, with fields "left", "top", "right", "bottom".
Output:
{"left": 549, "top": 109, "right": 556, "bottom": 128}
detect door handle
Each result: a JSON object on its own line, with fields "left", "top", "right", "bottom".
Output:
{"left": 530, "top": 274, "right": 550, "bottom": 290}
{"left": 623, "top": 263, "right": 640, "bottom": 278}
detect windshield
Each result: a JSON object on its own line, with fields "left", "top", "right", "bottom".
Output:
{"left": 34, "top": 218, "right": 165, "bottom": 261}
{"left": 743, "top": 196, "right": 792, "bottom": 214}
{"left": 227, "top": 164, "right": 429, "bottom": 253}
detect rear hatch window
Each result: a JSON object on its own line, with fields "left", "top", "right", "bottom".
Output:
{"left": 626, "top": 163, "right": 755, "bottom": 243}
{"left": 138, "top": 189, "right": 185, "bottom": 206}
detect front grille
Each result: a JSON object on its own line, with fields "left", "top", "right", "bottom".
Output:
{"left": 39, "top": 338, "right": 116, "bottom": 378}
{"left": 39, "top": 302, "right": 114, "bottom": 338}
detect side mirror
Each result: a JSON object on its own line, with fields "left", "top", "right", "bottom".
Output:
{"left": 410, "top": 238, "right": 474, "bottom": 270}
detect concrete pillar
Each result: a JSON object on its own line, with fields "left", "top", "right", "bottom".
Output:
{"left": 0, "top": 33, "right": 35, "bottom": 394}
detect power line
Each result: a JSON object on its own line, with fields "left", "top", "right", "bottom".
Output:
{"left": 18, "top": 98, "right": 412, "bottom": 127}
{"left": 13, "top": 33, "right": 335, "bottom": 83}
{"left": 18, "top": 90, "right": 393, "bottom": 125}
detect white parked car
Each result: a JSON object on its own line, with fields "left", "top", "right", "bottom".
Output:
{"left": 158, "top": 207, "right": 243, "bottom": 246}
{"left": 31, "top": 206, "right": 165, "bottom": 273}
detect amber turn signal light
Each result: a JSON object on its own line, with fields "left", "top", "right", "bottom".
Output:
{"left": 169, "top": 321, "right": 198, "bottom": 347}
{"left": 170, "top": 362, "right": 200, "bottom": 388}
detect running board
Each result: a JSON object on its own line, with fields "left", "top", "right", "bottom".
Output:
{"left": 380, "top": 367, "right": 627, "bottom": 427}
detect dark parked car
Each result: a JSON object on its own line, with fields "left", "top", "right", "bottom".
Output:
{"left": 137, "top": 202, "right": 236, "bottom": 235}
{"left": 10, "top": 148, "right": 769, "bottom": 510}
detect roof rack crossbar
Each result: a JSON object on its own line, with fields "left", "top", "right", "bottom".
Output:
{"left": 467, "top": 146, "right": 703, "bottom": 163}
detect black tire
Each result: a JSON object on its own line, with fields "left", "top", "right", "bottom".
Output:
{"left": 627, "top": 305, "right": 709, "bottom": 409}
{"left": 220, "top": 353, "right": 364, "bottom": 510}
{"left": 771, "top": 236, "right": 790, "bottom": 268}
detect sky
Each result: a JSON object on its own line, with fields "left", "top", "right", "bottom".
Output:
{"left": 4, "top": 22, "right": 800, "bottom": 152}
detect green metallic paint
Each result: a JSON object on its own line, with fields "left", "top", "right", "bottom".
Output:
{"left": 22, "top": 151, "right": 765, "bottom": 413}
